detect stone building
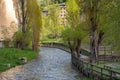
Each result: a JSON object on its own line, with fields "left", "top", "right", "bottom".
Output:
{"left": 59, "top": 3, "right": 67, "bottom": 26}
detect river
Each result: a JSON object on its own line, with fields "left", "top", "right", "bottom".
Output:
{"left": 0, "top": 47, "right": 89, "bottom": 80}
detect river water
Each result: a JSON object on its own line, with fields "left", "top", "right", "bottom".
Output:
{"left": 22, "top": 47, "right": 88, "bottom": 80}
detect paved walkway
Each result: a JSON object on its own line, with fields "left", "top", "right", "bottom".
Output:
{"left": 0, "top": 47, "right": 88, "bottom": 80}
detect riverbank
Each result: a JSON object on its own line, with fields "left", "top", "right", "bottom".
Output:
{"left": 0, "top": 66, "right": 23, "bottom": 80}
{"left": 0, "top": 48, "right": 37, "bottom": 73}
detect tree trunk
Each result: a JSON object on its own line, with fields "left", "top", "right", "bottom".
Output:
{"left": 96, "top": 30, "right": 104, "bottom": 61}
{"left": 90, "top": 31, "right": 96, "bottom": 62}
{"left": 67, "top": 39, "right": 73, "bottom": 53}
{"left": 21, "top": 0, "right": 26, "bottom": 49}
{"left": 75, "top": 39, "right": 81, "bottom": 57}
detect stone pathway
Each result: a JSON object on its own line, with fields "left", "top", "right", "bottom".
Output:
{"left": 0, "top": 47, "right": 88, "bottom": 80}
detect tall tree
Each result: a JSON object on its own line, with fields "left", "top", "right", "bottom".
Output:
{"left": 62, "top": 0, "right": 87, "bottom": 57}
{"left": 27, "top": 0, "right": 42, "bottom": 52}
{"left": 14, "top": 0, "right": 29, "bottom": 49}
{"left": 84, "top": 0, "right": 102, "bottom": 60}
{"left": 14, "top": 0, "right": 42, "bottom": 51}
{"left": 78, "top": 0, "right": 112, "bottom": 60}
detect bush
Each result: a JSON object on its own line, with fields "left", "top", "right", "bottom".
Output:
{"left": 13, "top": 28, "right": 32, "bottom": 48}
{"left": 3, "top": 41, "right": 10, "bottom": 47}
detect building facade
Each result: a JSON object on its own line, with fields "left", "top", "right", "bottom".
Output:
{"left": 59, "top": 3, "right": 67, "bottom": 26}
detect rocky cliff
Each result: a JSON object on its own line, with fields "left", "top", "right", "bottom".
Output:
{"left": 0, "top": 0, "right": 18, "bottom": 40}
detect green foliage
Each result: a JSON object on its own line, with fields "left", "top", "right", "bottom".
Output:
{"left": 13, "top": 28, "right": 23, "bottom": 48}
{"left": 0, "top": 48, "right": 37, "bottom": 72}
{"left": 78, "top": 0, "right": 120, "bottom": 53}
{"left": 14, "top": 0, "right": 42, "bottom": 51}
{"left": 3, "top": 40, "right": 10, "bottom": 48}
{"left": 61, "top": 27, "right": 87, "bottom": 43}
{"left": 40, "top": 38, "right": 62, "bottom": 43}
{"left": 41, "top": 0, "right": 120, "bottom": 53}
{"left": 97, "top": 0, "right": 120, "bottom": 50}
{"left": 13, "top": 27, "right": 32, "bottom": 48}
{"left": 66, "top": 0, "right": 81, "bottom": 28}
{"left": 48, "top": 4, "right": 62, "bottom": 38}
{"left": 61, "top": 0, "right": 88, "bottom": 57}
{"left": 41, "top": 4, "right": 63, "bottom": 41}
{"left": 66, "top": 0, "right": 79, "bottom": 13}
{"left": 27, "top": 0, "right": 42, "bottom": 52}
{"left": 65, "top": 1, "right": 87, "bottom": 39}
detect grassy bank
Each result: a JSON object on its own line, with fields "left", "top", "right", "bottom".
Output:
{"left": 0, "top": 48, "right": 37, "bottom": 73}
{"left": 40, "top": 38, "right": 64, "bottom": 43}
{"left": 94, "top": 62, "right": 120, "bottom": 73}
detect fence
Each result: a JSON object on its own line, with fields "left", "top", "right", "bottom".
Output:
{"left": 98, "top": 55, "right": 120, "bottom": 62}
{"left": 0, "top": 41, "right": 13, "bottom": 48}
{"left": 82, "top": 45, "right": 120, "bottom": 62}
{"left": 72, "top": 55, "right": 120, "bottom": 80}
{"left": 0, "top": 41, "right": 3, "bottom": 48}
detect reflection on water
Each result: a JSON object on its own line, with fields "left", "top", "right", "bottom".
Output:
{"left": 23, "top": 47, "right": 88, "bottom": 80}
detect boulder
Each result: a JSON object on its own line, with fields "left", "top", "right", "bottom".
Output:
{"left": 19, "top": 57, "right": 27, "bottom": 63}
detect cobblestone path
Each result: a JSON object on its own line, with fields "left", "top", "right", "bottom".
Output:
{"left": 0, "top": 47, "right": 88, "bottom": 80}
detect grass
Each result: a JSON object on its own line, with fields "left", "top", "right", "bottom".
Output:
{"left": 94, "top": 62, "right": 120, "bottom": 72}
{"left": 0, "top": 47, "right": 37, "bottom": 73}
{"left": 41, "top": 38, "right": 58, "bottom": 43}
{"left": 40, "top": 38, "right": 64, "bottom": 43}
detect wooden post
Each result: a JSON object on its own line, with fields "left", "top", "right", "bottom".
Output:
{"left": 104, "top": 46, "right": 106, "bottom": 63}
{"left": 91, "top": 64, "right": 93, "bottom": 78}
{"left": 101, "top": 68, "right": 103, "bottom": 78}
{"left": 111, "top": 46, "right": 113, "bottom": 56}
{"left": 86, "top": 63, "right": 89, "bottom": 77}
{"left": 110, "top": 70, "right": 112, "bottom": 79}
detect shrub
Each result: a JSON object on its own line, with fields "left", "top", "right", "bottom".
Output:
{"left": 13, "top": 28, "right": 32, "bottom": 48}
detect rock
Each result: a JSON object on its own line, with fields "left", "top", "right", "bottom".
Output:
{"left": 7, "top": 64, "right": 11, "bottom": 67}
{"left": 19, "top": 57, "right": 27, "bottom": 63}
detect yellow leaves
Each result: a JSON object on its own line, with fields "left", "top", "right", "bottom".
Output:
{"left": 25, "top": 0, "right": 42, "bottom": 51}
{"left": 66, "top": 0, "right": 82, "bottom": 28}
{"left": 26, "top": 0, "right": 42, "bottom": 28}
{"left": 66, "top": 0, "right": 80, "bottom": 13}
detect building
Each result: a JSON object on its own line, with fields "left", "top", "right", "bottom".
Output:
{"left": 41, "top": 3, "right": 67, "bottom": 26}
{"left": 59, "top": 3, "right": 67, "bottom": 26}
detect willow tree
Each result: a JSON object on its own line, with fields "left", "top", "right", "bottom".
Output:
{"left": 83, "top": 0, "right": 103, "bottom": 60}
{"left": 62, "top": 0, "right": 87, "bottom": 57}
{"left": 75, "top": 0, "right": 114, "bottom": 61}
{"left": 27, "top": 0, "right": 42, "bottom": 52}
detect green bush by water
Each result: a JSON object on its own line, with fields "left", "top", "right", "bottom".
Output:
{"left": 0, "top": 48, "right": 37, "bottom": 72}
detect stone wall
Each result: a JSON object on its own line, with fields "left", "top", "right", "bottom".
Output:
{"left": 0, "top": 41, "right": 3, "bottom": 48}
